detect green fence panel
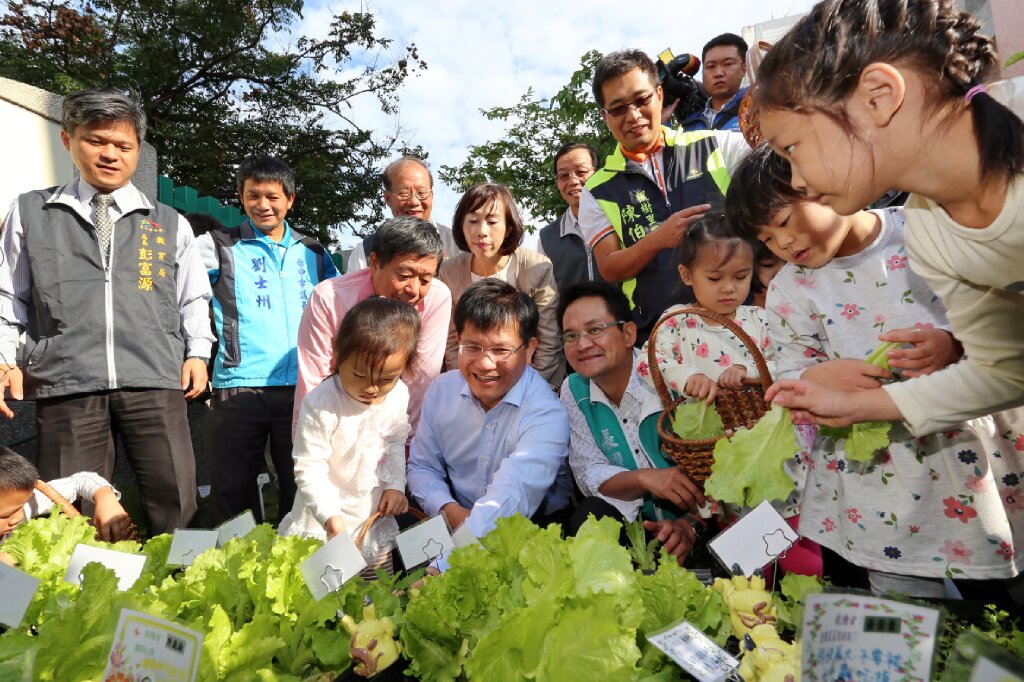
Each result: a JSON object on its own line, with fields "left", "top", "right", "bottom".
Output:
{"left": 159, "top": 174, "right": 243, "bottom": 227}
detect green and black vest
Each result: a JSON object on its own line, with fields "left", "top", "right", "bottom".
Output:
{"left": 586, "top": 128, "right": 731, "bottom": 344}
{"left": 567, "top": 373, "right": 675, "bottom": 521}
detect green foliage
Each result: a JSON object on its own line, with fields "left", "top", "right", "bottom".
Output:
{"left": 439, "top": 50, "right": 616, "bottom": 230}
{"left": 400, "top": 515, "right": 728, "bottom": 682}
{"left": 671, "top": 400, "right": 726, "bottom": 440}
{"left": 820, "top": 341, "right": 900, "bottom": 462}
{"left": 0, "top": 514, "right": 413, "bottom": 680}
{"left": 625, "top": 517, "right": 659, "bottom": 572}
{"left": 705, "top": 403, "right": 800, "bottom": 507}
{"left": 0, "top": 0, "right": 427, "bottom": 243}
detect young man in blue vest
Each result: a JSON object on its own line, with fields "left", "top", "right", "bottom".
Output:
{"left": 577, "top": 49, "right": 750, "bottom": 345}
{"left": 559, "top": 282, "right": 705, "bottom": 564}
{"left": 0, "top": 88, "right": 215, "bottom": 534}
{"left": 679, "top": 33, "right": 750, "bottom": 132}
{"left": 198, "top": 156, "right": 337, "bottom": 524}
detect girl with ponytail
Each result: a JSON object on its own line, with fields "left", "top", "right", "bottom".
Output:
{"left": 757, "top": 0, "right": 1024, "bottom": 440}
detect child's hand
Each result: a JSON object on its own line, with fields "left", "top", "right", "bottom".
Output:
{"left": 93, "top": 487, "right": 131, "bottom": 542}
{"left": 378, "top": 489, "right": 409, "bottom": 516}
{"left": 684, "top": 374, "right": 718, "bottom": 404}
{"left": 717, "top": 365, "right": 748, "bottom": 388}
{"left": 801, "top": 359, "right": 890, "bottom": 391}
{"left": 325, "top": 515, "right": 348, "bottom": 540}
{"left": 880, "top": 328, "right": 959, "bottom": 377}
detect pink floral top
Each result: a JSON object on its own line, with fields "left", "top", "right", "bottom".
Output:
{"left": 637, "top": 304, "right": 775, "bottom": 400}
{"left": 767, "top": 208, "right": 1024, "bottom": 579}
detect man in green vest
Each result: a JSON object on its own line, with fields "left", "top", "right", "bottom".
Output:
{"left": 558, "top": 281, "right": 705, "bottom": 565}
{"left": 577, "top": 49, "right": 750, "bottom": 345}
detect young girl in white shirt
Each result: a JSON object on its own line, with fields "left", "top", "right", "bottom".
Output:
{"left": 279, "top": 297, "right": 419, "bottom": 574}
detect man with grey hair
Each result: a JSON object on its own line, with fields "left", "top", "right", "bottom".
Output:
{"left": 294, "top": 216, "right": 452, "bottom": 434}
{"left": 345, "top": 156, "right": 458, "bottom": 272}
{"left": 0, "top": 88, "right": 215, "bottom": 534}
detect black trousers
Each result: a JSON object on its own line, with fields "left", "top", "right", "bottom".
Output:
{"left": 36, "top": 388, "right": 198, "bottom": 535}
{"left": 208, "top": 386, "right": 296, "bottom": 525}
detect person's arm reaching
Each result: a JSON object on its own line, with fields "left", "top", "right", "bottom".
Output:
{"left": 0, "top": 200, "right": 29, "bottom": 418}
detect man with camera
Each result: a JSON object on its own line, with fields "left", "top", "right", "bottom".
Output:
{"left": 678, "top": 33, "right": 749, "bottom": 132}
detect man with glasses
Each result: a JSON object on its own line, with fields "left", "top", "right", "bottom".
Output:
{"left": 558, "top": 282, "right": 705, "bottom": 564}
{"left": 408, "top": 279, "right": 572, "bottom": 539}
{"left": 679, "top": 34, "right": 749, "bottom": 132}
{"left": 577, "top": 49, "right": 749, "bottom": 345}
{"left": 538, "top": 142, "right": 605, "bottom": 300}
{"left": 294, "top": 217, "right": 451, "bottom": 434}
{"left": 346, "top": 156, "right": 459, "bottom": 272}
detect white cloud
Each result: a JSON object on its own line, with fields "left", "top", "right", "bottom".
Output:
{"left": 303, "top": 0, "right": 818, "bottom": 247}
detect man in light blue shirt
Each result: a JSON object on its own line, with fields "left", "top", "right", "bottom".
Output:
{"left": 408, "top": 279, "right": 572, "bottom": 540}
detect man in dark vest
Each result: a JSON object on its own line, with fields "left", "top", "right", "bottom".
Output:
{"left": 537, "top": 142, "right": 604, "bottom": 300}
{"left": 0, "top": 88, "right": 215, "bottom": 534}
{"left": 559, "top": 282, "right": 705, "bottom": 564}
{"left": 346, "top": 155, "right": 458, "bottom": 272}
{"left": 577, "top": 49, "right": 750, "bottom": 345}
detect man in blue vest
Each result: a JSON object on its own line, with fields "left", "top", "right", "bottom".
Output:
{"left": 577, "top": 49, "right": 749, "bottom": 345}
{"left": 559, "top": 282, "right": 705, "bottom": 564}
{"left": 0, "top": 88, "right": 215, "bottom": 534}
{"left": 198, "top": 156, "right": 338, "bottom": 524}
{"left": 679, "top": 33, "right": 750, "bottom": 132}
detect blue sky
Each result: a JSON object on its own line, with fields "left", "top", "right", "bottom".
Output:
{"left": 295, "top": 0, "right": 820, "bottom": 247}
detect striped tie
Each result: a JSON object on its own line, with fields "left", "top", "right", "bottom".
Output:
{"left": 94, "top": 193, "right": 115, "bottom": 264}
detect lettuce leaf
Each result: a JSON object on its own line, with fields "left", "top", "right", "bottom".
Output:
{"left": 704, "top": 403, "right": 800, "bottom": 507}
{"left": 671, "top": 400, "right": 726, "bottom": 440}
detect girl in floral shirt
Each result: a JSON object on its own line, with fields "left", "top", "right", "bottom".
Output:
{"left": 726, "top": 144, "right": 1024, "bottom": 600}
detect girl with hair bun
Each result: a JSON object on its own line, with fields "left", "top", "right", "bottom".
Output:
{"left": 757, "top": 0, "right": 1024, "bottom": 438}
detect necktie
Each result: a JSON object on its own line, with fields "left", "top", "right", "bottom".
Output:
{"left": 94, "top": 193, "right": 115, "bottom": 264}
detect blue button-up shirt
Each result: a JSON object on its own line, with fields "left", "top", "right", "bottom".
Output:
{"left": 408, "top": 366, "right": 573, "bottom": 539}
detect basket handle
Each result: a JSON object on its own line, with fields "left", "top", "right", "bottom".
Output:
{"left": 34, "top": 479, "right": 82, "bottom": 518}
{"left": 646, "top": 306, "right": 773, "bottom": 410}
{"left": 353, "top": 507, "right": 427, "bottom": 549}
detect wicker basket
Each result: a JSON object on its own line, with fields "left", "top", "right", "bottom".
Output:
{"left": 353, "top": 508, "right": 428, "bottom": 578}
{"left": 33, "top": 479, "right": 142, "bottom": 542}
{"left": 647, "top": 307, "right": 773, "bottom": 483}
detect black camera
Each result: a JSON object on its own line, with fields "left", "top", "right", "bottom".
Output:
{"left": 657, "top": 49, "right": 709, "bottom": 126}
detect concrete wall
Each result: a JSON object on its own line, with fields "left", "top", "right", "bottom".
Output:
{"left": 0, "top": 77, "right": 158, "bottom": 218}
{"left": 991, "top": 0, "right": 1024, "bottom": 79}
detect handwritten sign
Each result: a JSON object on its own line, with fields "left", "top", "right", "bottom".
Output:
{"left": 647, "top": 620, "right": 739, "bottom": 682}
{"left": 103, "top": 609, "right": 202, "bottom": 682}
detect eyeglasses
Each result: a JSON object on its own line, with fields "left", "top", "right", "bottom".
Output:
{"left": 458, "top": 341, "right": 526, "bottom": 362}
{"left": 561, "top": 321, "right": 627, "bottom": 345}
{"left": 556, "top": 168, "right": 594, "bottom": 184}
{"left": 600, "top": 91, "right": 656, "bottom": 118}
{"left": 389, "top": 188, "right": 433, "bottom": 202}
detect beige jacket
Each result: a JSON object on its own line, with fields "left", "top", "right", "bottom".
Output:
{"left": 439, "top": 247, "right": 565, "bottom": 388}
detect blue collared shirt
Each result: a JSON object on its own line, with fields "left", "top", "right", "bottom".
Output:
{"left": 408, "top": 366, "right": 573, "bottom": 539}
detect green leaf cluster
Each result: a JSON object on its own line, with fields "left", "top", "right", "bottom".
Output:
{"left": 0, "top": 513, "right": 417, "bottom": 680}
{"left": 704, "top": 403, "right": 800, "bottom": 507}
{"left": 819, "top": 341, "right": 900, "bottom": 462}
{"left": 400, "top": 515, "right": 728, "bottom": 682}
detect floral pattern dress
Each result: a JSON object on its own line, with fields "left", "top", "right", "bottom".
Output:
{"left": 768, "top": 208, "right": 1024, "bottom": 579}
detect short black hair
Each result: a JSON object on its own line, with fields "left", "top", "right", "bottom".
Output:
{"left": 236, "top": 155, "right": 296, "bottom": 196}
{"left": 701, "top": 32, "right": 749, "bottom": 62}
{"left": 184, "top": 212, "right": 226, "bottom": 237}
{"left": 331, "top": 296, "right": 420, "bottom": 380}
{"left": 454, "top": 279, "right": 539, "bottom": 342}
{"left": 381, "top": 156, "right": 433, "bottom": 191}
{"left": 451, "top": 183, "right": 525, "bottom": 256}
{"left": 724, "top": 143, "right": 805, "bottom": 241}
{"left": 553, "top": 142, "right": 599, "bottom": 176}
{"left": 62, "top": 87, "right": 147, "bottom": 142}
{"left": 557, "top": 281, "right": 631, "bottom": 330}
{"left": 592, "top": 49, "right": 659, "bottom": 108}
{"left": 370, "top": 216, "right": 443, "bottom": 265}
{"left": 0, "top": 446, "right": 38, "bottom": 494}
